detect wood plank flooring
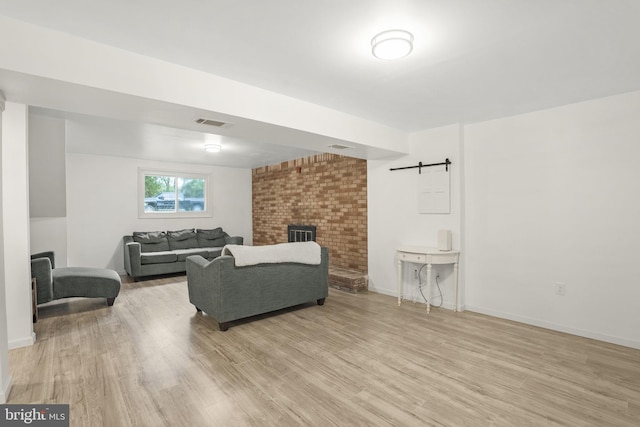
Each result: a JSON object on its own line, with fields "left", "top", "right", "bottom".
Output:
{"left": 8, "top": 274, "right": 640, "bottom": 426}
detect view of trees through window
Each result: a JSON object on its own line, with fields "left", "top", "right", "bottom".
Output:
{"left": 143, "top": 174, "right": 206, "bottom": 212}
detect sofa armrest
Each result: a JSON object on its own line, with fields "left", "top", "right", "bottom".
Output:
{"left": 186, "top": 255, "right": 223, "bottom": 317}
{"left": 123, "top": 236, "right": 142, "bottom": 278}
{"left": 225, "top": 235, "right": 243, "bottom": 245}
{"left": 30, "top": 257, "right": 54, "bottom": 304}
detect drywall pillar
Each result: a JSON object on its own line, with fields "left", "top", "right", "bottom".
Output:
{"left": 1, "top": 101, "right": 34, "bottom": 350}
{"left": 0, "top": 91, "right": 13, "bottom": 403}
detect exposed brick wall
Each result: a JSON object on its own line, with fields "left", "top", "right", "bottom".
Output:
{"left": 252, "top": 153, "right": 367, "bottom": 273}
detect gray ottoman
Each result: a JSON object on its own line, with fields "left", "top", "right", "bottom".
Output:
{"left": 52, "top": 267, "right": 121, "bottom": 306}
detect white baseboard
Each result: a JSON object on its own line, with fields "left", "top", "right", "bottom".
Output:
{"left": 368, "top": 286, "right": 395, "bottom": 298}
{"left": 368, "top": 287, "right": 639, "bottom": 349}
{"left": 368, "top": 287, "right": 458, "bottom": 311}
{"left": 8, "top": 332, "right": 35, "bottom": 350}
{"left": 466, "top": 305, "right": 640, "bottom": 350}
{"left": 0, "top": 375, "right": 12, "bottom": 404}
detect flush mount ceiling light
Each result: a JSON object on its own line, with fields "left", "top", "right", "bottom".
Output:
{"left": 204, "top": 143, "right": 222, "bottom": 153}
{"left": 371, "top": 29, "right": 414, "bottom": 60}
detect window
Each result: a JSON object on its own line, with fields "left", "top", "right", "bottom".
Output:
{"left": 138, "top": 169, "right": 211, "bottom": 218}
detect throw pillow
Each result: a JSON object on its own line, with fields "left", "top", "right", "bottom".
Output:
{"left": 167, "top": 229, "right": 198, "bottom": 250}
{"left": 196, "top": 228, "right": 227, "bottom": 247}
{"left": 133, "top": 231, "right": 170, "bottom": 253}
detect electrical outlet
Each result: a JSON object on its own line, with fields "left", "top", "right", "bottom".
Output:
{"left": 555, "top": 282, "right": 566, "bottom": 296}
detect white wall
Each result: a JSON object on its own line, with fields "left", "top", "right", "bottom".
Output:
{"left": 368, "top": 124, "right": 463, "bottom": 309}
{"left": 29, "top": 217, "right": 67, "bottom": 267}
{"left": 28, "top": 113, "right": 68, "bottom": 266}
{"left": 464, "top": 90, "right": 640, "bottom": 348}
{"left": 66, "top": 153, "right": 252, "bottom": 273}
{"left": 1, "top": 102, "right": 34, "bottom": 349}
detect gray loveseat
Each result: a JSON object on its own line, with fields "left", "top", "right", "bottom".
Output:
{"left": 123, "top": 227, "right": 243, "bottom": 280}
{"left": 186, "top": 243, "right": 328, "bottom": 331}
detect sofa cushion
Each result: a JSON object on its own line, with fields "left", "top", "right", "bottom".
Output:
{"left": 133, "top": 231, "right": 170, "bottom": 253}
{"left": 197, "top": 228, "right": 227, "bottom": 248}
{"left": 140, "top": 251, "right": 178, "bottom": 265}
{"left": 174, "top": 248, "right": 210, "bottom": 261}
{"left": 53, "top": 267, "right": 121, "bottom": 299}
{"left": 167, "top": 228, "right": 198, "bottom": 250}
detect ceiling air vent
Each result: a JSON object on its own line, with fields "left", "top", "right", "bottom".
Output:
{"left": 194, "top": 117, "right": 227, "bottom": 127}
{"left": 328, "top": 144, "right": 353, "bottom": 150}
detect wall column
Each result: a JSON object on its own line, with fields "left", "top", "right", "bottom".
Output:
{"left": 0, "top": 90, "right": 13, "bottom": 403}
{"left": 2, "top": 101, "right": 34, "bottom": 350}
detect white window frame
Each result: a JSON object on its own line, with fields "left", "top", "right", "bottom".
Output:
{"left": 138, "top": 168, "right": 212, "bottom": 219}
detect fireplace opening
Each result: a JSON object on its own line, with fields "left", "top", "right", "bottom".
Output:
{"left": 288, "top": 225, "right": 316, "bottom": 242}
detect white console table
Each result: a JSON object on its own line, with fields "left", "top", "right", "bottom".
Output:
{"left": 396, "top": 246, "right": 460, "bottom": 313}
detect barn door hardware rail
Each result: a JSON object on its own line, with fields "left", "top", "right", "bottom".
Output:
{"left": 389, "top": 158, "right": 451, "bottom": 174}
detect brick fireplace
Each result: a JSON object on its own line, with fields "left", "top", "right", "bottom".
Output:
{"left": 252, "top": 153, "right": 367, "bottom": 277}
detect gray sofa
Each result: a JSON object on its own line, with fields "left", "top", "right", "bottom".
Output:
{"left": 186, "top": 245, "right": 328, "bottom": 331}
{"left": 123, "top": 227, "right": 243, "bottom": 280}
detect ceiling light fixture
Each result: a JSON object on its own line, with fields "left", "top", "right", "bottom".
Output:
{"left": 204, "top": 143, "right": 222, "bottom": 153}
{"left": 371, "top": 29, "right": 414, "bottom": 60}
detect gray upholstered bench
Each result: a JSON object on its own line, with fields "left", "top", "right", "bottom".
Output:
{"left": 52, "top": 267, "right": 121, "bottom": 306}
{"left": 31, "top": 252, "right": 121, "bottom": 306}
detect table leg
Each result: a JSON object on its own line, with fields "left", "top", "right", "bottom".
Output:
{"left": 426, "top": 263, "right": 432, "bottom": 314}
{"left": 397, "top": 258, "right": 403, "bottom": 306}
{"left": 453, "top": 261, "right": 459, "bottom": 312}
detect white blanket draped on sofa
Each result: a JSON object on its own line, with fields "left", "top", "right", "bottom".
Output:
{"left": 222, "top": 241, "right": 322, "bottom": 267}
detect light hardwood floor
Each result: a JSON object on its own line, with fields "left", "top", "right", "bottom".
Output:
{"left": 8, "top": 274, "right": 640, "bottom": 426}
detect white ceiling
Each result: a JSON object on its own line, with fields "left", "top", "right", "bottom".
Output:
{"left": 2, "top": 0, "right": 640, "bottom": 167}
